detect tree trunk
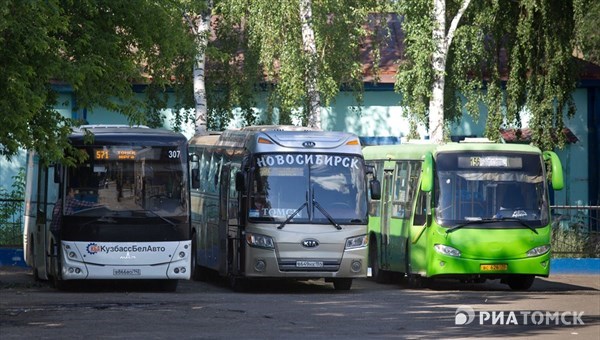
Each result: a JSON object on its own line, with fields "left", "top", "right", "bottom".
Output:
{"left": 190, "top": 11, "right": 211, "bottom": 136}
{"left": 429, "top": 0, "right": 471, "bottom": 144}
{"left": 299, "top": 0, "right": 321, "bottom": 129}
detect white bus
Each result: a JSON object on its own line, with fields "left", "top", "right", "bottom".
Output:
{"left": 23, "top": 125, "right": 191, "bottom": 291}
{"left": 189, "top": 126, "right": 373, "bottom": 290}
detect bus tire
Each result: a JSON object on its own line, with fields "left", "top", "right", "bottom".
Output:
{"left": 333, "top": 278, "right": 353, "bottom": 291}
{"left": 506, "top": 275, "right": 535, "bottom": 291}
{"left": 369, "top": 240, "right": 390, "bottom": 283}
{"left": 50, "top": 243, "right": 71, "bottom": 291}
{"left": 191, "top": 235, "right": 206, "bottom": 281}
{"left": 159, "top": 280, "right": 179, "bottom": 292}
{"left": 29, "top": 236, "right": 41, "bottom": 282}
{"left": 229, "top": 276, "right": 247, "bottom": 292}
{"left": 408, "top": 275, "right": 432, "bottom": 289}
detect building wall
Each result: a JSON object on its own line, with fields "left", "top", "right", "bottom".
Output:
{"left": 1, "top": 86, "right": 595, "bottom": 210}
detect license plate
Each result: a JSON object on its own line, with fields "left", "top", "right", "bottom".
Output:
{"left": 113, "top": 268, "right": 141, "bottom": 276}
{"left": 480, "top": 264, "right": 508, "bottom": 271}
{"left": 296, "top": 261, "right": 324, "bottom": 268}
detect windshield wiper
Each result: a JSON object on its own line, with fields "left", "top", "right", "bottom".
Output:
{"left": 446, "top": 218, "right": 497, "bottom": 234}
{"left": 277, "top": 201, "right": 308, "bottom": 230}
{"left": 143, "top": 209, "right": 177, "bottom": 227}
{"left": 495, "top": 217, "right": 538, "bottom": 234}
{"left": 446, "top": 217, "right": 538, "bottom": 234}
{"left": 313, "top": 200, "right": 342, "bottom": 230}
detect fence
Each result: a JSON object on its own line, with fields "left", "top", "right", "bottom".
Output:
{"left": 551, "top": 205, "right": 600, "bottom": 258}
{"left": 1, "top": 199, "right": 598, "bottom": 258}
{"left": 0, "top": 198, "right": 24, "bottom": 247}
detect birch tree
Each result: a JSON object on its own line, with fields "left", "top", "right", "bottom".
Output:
{"left": 222, "top": 0, "right": 385, "bottom": 127}
{"left": 396, "top": 0, "right": 588, "bottom": 150}
{"left": 184, "top": 3, "right": 212, "bottom": 135}
{"left": 299, "top": 0, "right": 321, "bottom": 129}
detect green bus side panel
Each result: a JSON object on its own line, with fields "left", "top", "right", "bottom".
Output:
{"left": 387, "top": 217, "right": 409, "bottom": 273}
{"left": 409, "top": 224, "right": 429, "bottom": 276}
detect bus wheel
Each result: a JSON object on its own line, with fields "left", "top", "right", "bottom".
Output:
{"left": 408, "top": 275, "right": 432, "bottom": 289}
{"left": 506, "top": 275, "right": 535, "bottom": 291}
{"left": 369, "top": 241, "right": 390, "bottom": 283}
{"left": 30, "top": 237, "right": 41, "bottom": 282}
{"left": 50, "top": 244, "right": 70, "bottom": 291}
{"left": 191, "top": 236, "right": 206, "bottom": 281}
{"left": 159, "top": 280, "right": 179, "bottom": 292}
{"left": 229, "top": 276, "right": 247, "bottom": 292}
{"left": 333, "top": 278, "right": 353, "bottom": 291}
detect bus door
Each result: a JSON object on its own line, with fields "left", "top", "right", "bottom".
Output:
{"left": 30, "top": 161, "right": 49, "bottom": 277}
{"left": 220, "top": 163, "right": 242, "bottom": 276}
{"left": 380, "top": 169, "right": 394, "bottom": 269}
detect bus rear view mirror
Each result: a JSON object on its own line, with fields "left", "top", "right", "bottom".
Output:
{"left": 543, "top": 151, "right": 564, "bottom": 191}
{"left": 53, "top": 164, "right": 62, "bottom": 183}
{"left": 370, "top": 179, "right": 381, "bottom": 200}
{"left": 420, "top": 152, "right": 433, "bottom": 192}
{"left": 235, "top": 171, "right": 245, "bottom": 192}
{"left": 191, "top": 168, "right": 200, "bottom": 189}
{"left": 365, "top": 164, "right": 375, "bottom": 177}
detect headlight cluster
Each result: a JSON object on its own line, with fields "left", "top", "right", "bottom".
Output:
{"left": 434, "top": 244, "right": 461, "bottom": 257}
{"left": 345, "top": 235, "right": 368, "bottom": 250}
{"left": 527, "top": 244, "right": 550, "bottom": 257}
{"left": 246, "top": 233, "right": 275, "bottom": 249}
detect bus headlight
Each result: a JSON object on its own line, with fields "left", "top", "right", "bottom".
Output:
{"left": 246, "top": 233, "right": 275, "bottom": 249}
{"left": 434, "top": 244, "right": 461, "bottom": 257}
{"left": 527, "top": 245, "right": 550, "bottom": 257}
{"left": 345, "top": 235, "right": 368, "bottom": 250}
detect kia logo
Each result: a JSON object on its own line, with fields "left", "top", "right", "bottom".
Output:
{"left": 302, "top": 141, "right": 316, "bottom": 148}
{"left": 302, "top": 239, "right": 319, "bottom": 248}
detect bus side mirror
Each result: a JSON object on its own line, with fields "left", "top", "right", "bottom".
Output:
{"left": 53, "top": 164, "right": 62, "bottom": 183}
{"left": 543, "top": 151, "right": 564, "bottom": 191}
{"left": 235, "top": 171, "right": 245, "bottom": 192}
{"left": 370, "top": 179, "right": 381, "bottom": 200}
{"left": 420, "top": 152, "right": 433, "bottom": 192}
{"left": 191, "top": 168, "right": 200, "bottom": 189}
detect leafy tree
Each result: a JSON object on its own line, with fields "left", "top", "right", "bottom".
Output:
{"left": 219, "top": 0, "right": 388, "bottom": 127}
{"left": 396, "top": 0, "right": 588, "bottom": 150}
{"left": 0, "top": 0, "right": 198, "bottom": 165}
{"left": 575, "top": 0, "right": 600, "bottom": 64}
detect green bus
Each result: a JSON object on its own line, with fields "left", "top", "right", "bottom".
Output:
{"left": 363, "top": 140, "right": 564, "bottom": 290}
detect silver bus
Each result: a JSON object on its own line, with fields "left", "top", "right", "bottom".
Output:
{"left": 188, "top": 126, "right": 372, "bottom": 290}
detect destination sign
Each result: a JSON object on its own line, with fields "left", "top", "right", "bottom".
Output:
{"left": 94, "top": 149, "right": 137, "bottom": 160}
{"left": 458, "top": 156, "right": 522, "bottom": 169}
{"left": 255, "top": 154, "right": 361, "bottom": 169}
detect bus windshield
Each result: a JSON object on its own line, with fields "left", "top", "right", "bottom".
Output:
{"left": 249, "top": 153, "right": 367, "bottom": 224}
{"left": 65, "top": 145, "right": 187, "bottom": 218}
{"left": 435, "top": 152, "right": 549, "bottom": 227}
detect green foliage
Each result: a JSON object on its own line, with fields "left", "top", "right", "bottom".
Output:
{"left": 219, "top": 0, "right": 384, "bottom": 125}
{"left": 396, "top": 0, "right": 585, "bottom": 151}
{"left": 0, "top": 0, "right": 198, "bottom": 165}
{"left": 574, "top": 0, "right": 600, "bottom": 64}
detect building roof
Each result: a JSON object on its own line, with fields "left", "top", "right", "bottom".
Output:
{"left": 361, "top": 14, "right": 600, "bottom": 84}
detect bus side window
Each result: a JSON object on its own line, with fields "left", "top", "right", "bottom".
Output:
{"left": 413, "top": 191, "right": 427, "bottom": 225}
